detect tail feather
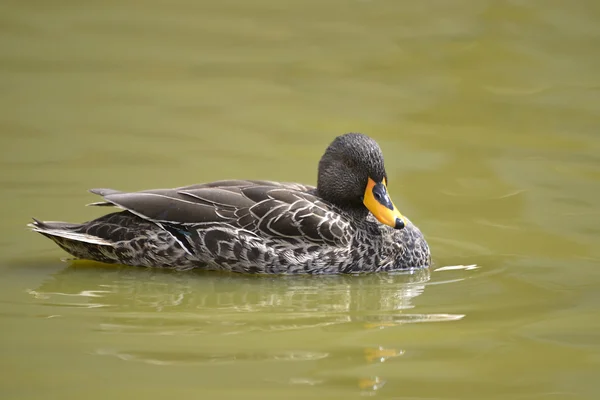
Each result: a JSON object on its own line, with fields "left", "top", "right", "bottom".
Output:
{"left": 86, "top": 201, "right": 115, "bottom": 207}
{"left": 28, "top": 212, "right": 190, "bottom": 268}
{"left": 86, "top": 188, "right": 123, "bottom": 207}
{"left": 28, "top": 218, "right": 114, "bottom": 246}
{"left": 89, "top": 188, "right": 122, "bottom": 196}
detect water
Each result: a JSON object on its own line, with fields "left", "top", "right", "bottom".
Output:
{"left": 2, "top": 1, "right": 600, "bottom": 398}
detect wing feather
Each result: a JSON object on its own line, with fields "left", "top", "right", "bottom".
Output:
{"left": 88, "top": 180, "right": 351, "bottom": 246}
{"left": 179, "top": 188, "right": 255, "bottom": 209}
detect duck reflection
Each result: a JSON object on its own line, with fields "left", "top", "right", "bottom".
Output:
{"left": 31, "top": 262, "right": 432, "bottom": 320}
{"left": 29, "top": 263, "right": 463, "bottom": 395}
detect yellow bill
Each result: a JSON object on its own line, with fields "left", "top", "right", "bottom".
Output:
{"left": 363, "top": 177, "right": 406, "bottom": 229}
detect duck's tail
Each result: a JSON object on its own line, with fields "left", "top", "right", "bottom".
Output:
{"left": 28, "top": 219, "right": 113, "bottom": 245}
{"left": 28, "top": 218, "right": 117, "bottom": 263}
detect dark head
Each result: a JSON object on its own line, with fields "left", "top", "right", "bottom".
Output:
{"left": 317, "top": 133, "right": 406, "bottom": 229}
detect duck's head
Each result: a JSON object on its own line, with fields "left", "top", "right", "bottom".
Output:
{"left": 317, "top": 133, "right": 407, "bottom": 230}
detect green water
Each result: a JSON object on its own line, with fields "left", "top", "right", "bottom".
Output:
{"left": 2, "top": 1, "right": 600, "bottom": 398}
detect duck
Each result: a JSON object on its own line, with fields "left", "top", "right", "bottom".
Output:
{"left": 28, "top": 133, "right": 430, "bottom": 274}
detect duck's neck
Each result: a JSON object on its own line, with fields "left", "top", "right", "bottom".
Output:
{"left": 313, "top": 186, "right": 371, "bottom": 222}
{"left": 339, "top": 204, "right": 370, "bottom": 224}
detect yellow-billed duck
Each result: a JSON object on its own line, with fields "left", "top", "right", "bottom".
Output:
{"left": 29, "top": 133, "right": 430, "bottom": 274}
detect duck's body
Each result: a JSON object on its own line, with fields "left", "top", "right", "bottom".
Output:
{"left": 29, "top": 133, "right": 431, "bottom": 274}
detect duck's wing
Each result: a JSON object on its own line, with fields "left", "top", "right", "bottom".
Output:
{"left": 88, "top": 180, "right": 353, "bottom": 246}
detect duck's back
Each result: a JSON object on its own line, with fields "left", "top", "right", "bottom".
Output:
{"left": 29, "top": 180, "right": 358, "bottom": 273}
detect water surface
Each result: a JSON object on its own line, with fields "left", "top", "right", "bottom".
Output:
{"left": 1, "top": 1, "right": 600, "bottom": 399}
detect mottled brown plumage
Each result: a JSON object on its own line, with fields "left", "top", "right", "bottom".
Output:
{"left": 28, "top": 133, "right": 431, "bottom": 274}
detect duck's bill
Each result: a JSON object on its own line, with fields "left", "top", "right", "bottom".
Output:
{"left": 363, "top": 177, "right": 406, "bottom": 229}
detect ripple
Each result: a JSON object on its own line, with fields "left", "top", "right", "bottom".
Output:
{"left": 26, "top": 288, "right": 112, "bottom": 308}
{"left": 93, "top": 348, "right": 329, "bottom": 366}
{"left": 433, "top": 264, "right": 478, "bottom": 272}
{"left": 23, "top": 264, "right": 473, "bottom": 335}
{"left": 362, "top": 313, "right": 465, "bottom": 329}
